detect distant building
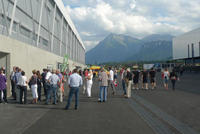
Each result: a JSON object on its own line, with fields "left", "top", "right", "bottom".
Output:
{"left": 173, "top": 27, "right": 200, "bottom": 64}
{"left": 0, "top": 0, "right": 85, "bottom": 96}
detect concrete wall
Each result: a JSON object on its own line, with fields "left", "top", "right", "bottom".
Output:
{"left": 173, "top": 28, "right": 200, "bottom": 60}
{"left": 0, "top": 35, "right": 85, "bottom": 95}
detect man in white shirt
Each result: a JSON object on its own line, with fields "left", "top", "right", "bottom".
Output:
{"left": 108, "top": 67, "right": 116, "bottom": 95}
{"left": 65, "top": 69, "right": 82, "bottom": 110}
{"left": 18, "top": 71, "right": 27, "bottom": 104}
{"left": 45, "top": 69, "right": 52, "bottom": 99}
{"left": 46, "top": 70, "right": 60, "bottom": 105}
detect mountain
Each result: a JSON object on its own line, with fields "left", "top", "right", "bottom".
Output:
{"left": 127, "top": 40, "right": 172, "bottom": 61}
{"left": 86, "top": 34, "right": 143, "bottom": 64}
{"left": 142, "top": 34, "right": 174, "bottom": 42}
{"left": 86, "top": 34, "right": 173, "bottom": 64}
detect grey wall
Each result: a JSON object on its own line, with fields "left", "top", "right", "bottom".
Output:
{"left": 173, "top": 28, "right": 200, "bottom": 60}
{"left": 0, "top": 0, "right": 85, "bottom": 64}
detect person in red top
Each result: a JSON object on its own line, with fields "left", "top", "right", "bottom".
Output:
{"left": 83, "top": 69, "right": 88, "bottom": 94}
{"left": 68, "top": 71, "right": 72, "bottom": 76}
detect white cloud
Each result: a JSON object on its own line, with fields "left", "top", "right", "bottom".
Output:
{"left": 63, "top": 0, "right": 200, "bottom": 51}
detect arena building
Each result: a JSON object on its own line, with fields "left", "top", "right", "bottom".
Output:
{"left": 0, "top": 0, "right": 85, "bottom": 96}
{"left": 173, "top": 27, "right": 200, "bottom": 64}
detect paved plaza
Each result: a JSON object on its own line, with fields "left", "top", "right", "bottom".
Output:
{"left": 0, "top": 72, "right": 200, "bottom": 134}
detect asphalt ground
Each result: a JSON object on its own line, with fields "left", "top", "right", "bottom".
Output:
{"left": 133, "top": 72, "right": 200, "bottom": 133}
{"left": 0, "top": 72, "right": 199, "bottom": 134}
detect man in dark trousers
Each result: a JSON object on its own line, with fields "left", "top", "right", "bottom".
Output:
{"left": 65, "top": 69, "right": 82, "bottom": 110}
{"left": 41, "top": 69, "right": 47, "bottom": 96}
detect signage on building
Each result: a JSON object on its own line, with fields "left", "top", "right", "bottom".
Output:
{"left": 61, "top": 54, "right": 69, "bottom": 72}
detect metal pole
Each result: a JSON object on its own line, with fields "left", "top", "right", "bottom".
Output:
{"left": 9, "top": 0, "right": 18, "bottom": 36}
{"left": 60, "top": 16, "right": 63, "bottom": 56}
{"left": 51, "top": 4, "right": 57, "bottom": 52}
{"left": 66, "top": 24, "right": 68, "bottom": 55}
{"left": 36, "top": 0, "right": 45, "bottom": 47}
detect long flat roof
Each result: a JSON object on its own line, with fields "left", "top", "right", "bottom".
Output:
{"left": 173, "top": 27, "right": 200, "bottom": 40}
{"left": 54, "top": 0, "right": 85, "bottom": 50}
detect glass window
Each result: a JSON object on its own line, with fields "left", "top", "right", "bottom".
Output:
{"left": 42, "top": 38, "right": 48, "bottom": 46}
{"left": 12, "top": 22, "right": 17, "bottom": 32}
{"left": 32, "top": 33, "right": 37, "bottom": 41}
{"left": 20, "top": 25, "right": 31, "bottom": 38}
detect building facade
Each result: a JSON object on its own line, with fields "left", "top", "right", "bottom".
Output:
{"left": 173, "top": 27, "right": 200, "bottom": 63}
{"left": 0, "top": 0, "right": 85, "bottom": 95}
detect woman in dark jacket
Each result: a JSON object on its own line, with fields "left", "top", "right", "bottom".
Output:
{"left": 37, "top": 71, "right": 42, "bottom": 101}
{"left": 170, "top": 69, "right": 178, "bottom": 90}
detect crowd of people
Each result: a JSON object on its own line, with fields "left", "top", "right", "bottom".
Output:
{"left": 1, "top": 66, "right": 66, "bottom": 104}
{"left": 120, "top": 67, "right": 180, "bottom": 98}
{"left": 0, "top": 65, "right": 181, "bottom": 110}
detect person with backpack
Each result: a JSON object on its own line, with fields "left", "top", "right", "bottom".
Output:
{"left": 0, "top": 69, "right": 7, "bottom": 104}
{"left": 163, "top": 68, "right": 170, "bottom": 90}
{"left": 29, "top": 70, "right": 38, "bottom": 104}
{"left": 170, "top": 69, "right": 179, "bottom": 90}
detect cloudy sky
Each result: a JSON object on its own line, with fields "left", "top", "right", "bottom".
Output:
{"left": 62, "top": 0, "right": 200, "bottom": 51}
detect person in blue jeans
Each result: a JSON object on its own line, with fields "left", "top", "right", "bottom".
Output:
{"left": 65, "top": 69, "right": 82, "bottom": 110}
{"left": 98, "top": 68, "right": 108, "bottom": 102}
{"left": 46, "top": 70, "right": 60, "bottom": 105}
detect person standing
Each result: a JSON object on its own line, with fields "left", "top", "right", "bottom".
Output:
{"left": 10, "top": 66, "right": 16, "bottom": 99}
{"left": 170, "top": 69, "right": 178, "bottom": 90}
{"left": 0, "top": 69, "right": 7, "bottom": 103}
{"left": 41, "top": 69, "right": 47, "bottom": 96}
{"left": 163, "top": 68, "right": 170, "bottom": 90}
{"left": 149, "top": 68, "right": 156, "bottom": 90}
{"left": 132, "top": 68, "right": 140, "bottom": 90}
{"left": 15, "top": 67, "right": 22, "bottom": 102}
{"left": 65, "top": 69, "right": 82, "bottom": 110}
{"left": 46, "top": 70, "right": 60, "bottom": 105}
{"left": 141, "top": 69, "right": 148, "bottom": 90}
{"left": 86, "top": 70, "right": 93, "bottom": 98}
{"left": 108, "top": 67, "right": 116, "bottom": 95}
{"left": 98, "top": 68, "right": 108, "bottom": 102}
{"left": 121, "top": 68, "right": 127, "bottom": 96}
{"left": 82, "top": 69, "right": 88, "bottom": 94}
{"left": 18, "top": 71, "right": 27, "bottom": 104}
{"left": 45, "top": 69, "right": 52, "bottom": 100}
{"left": 36, "top": 71, "right": 42, "bottom": 102}
{"left": 57, "top": 70, "right": 64, "bottom": 103}
{"left": 125, "top": 68, "right": 132, "bottom": 98}
{"left": 29, "top": 70, "right": 38, "bottom": 104}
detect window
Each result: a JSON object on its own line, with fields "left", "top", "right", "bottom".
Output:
{"left": 32, "top": 33, "right": 37, "bottom": 41}
{"left": 42, "top": 38, "right": 48, "bottom": 46}
{"left": 12, "top": 22, "right": 18, "bottom": 32}
{"left": 0, "top": 14, "right": 11, "bottom": 27}
{"left": 20, "top": 25, "right": 31, "bottom": 38}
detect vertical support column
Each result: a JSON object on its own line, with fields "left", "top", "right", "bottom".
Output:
{"left": 75, "top": 36, "right": 76, "bottom": 61}
{"left": 51, "top": 4, "right": 57, "bottom": 52}
{"left": 36, "top": 0, "right": 45, "bottom": 47}
{"left": 199, "top": 42, "right": 200, "bottom": 56}
{"left": 191, "top": 43, "right": 194, "bottom": 58}
{"left": 66, "top": 24, "right": 68, "bottom": 55}
{"left": 60, "top": 16, "right": 63, "bottom": 56}
{"left": 9, "top": 0, "right": 18, "bottom": 36}
{"left": 73, "top": 35, "right": 75, "bottom": 61}
{"left": 6, "top": 54, "right": 11, "bottom": 97}
{"left": 188, "top": 44, "right": 190, "bottom": 58}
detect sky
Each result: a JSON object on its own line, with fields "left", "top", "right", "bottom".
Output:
{"left": 62, "top": 0, "right": 200, "bottom": 51}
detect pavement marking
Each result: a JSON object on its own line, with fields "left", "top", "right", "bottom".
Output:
{"left": 117, "top": 89, "right": 174, "bottom": 134}
{"left": 127, "top": 99, "right": 174, "bottom": 134}
{"left": 132, "top": 93, "right": 199, "bottom": 134}
{"left": 20, "top": 108, "right": 50, "bottom": 134}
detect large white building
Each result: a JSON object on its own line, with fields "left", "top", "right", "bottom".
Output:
{"left": 173, "top": 27, "right": 200, "bottom": 63}
{"left": 0, "top": 0, "right": 85, "bottom": 95}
